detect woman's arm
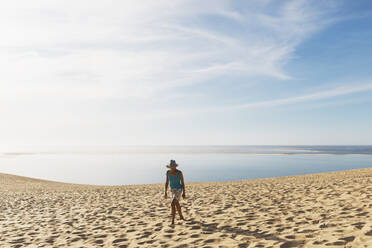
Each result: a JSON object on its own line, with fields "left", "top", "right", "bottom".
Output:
{"left": 164, "top": 171, "right": 169, "bottom": 199}
{"left": 179, "top": 171, "right": 186, "bottom": 198}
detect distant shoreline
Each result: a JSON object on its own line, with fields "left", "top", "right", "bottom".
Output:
{"left": 1, "top": 145, "right": 372, "bottom": 156}
{"left": 0, "top": 167, "right": 371, "bottom": 186}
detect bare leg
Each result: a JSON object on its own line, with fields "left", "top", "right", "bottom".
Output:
{"left": 171, "top": 200, "right": 176, "bottom": 224}
{"left": 174, "top": 200, "right": 184, "bottom": 220}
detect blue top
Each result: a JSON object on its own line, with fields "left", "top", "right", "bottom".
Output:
{"left": 168, "top": 170, "right": 182, "bottom": 189}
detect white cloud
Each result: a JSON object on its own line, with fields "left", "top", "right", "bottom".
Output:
{"left": 225, "top": 82, "right": 372, "bottom": 110}
{"left": 0, "top": 0, "right": 335, "bottom": 101}
{"left": 127, "top": 82, "right": 372, "bottom": 118}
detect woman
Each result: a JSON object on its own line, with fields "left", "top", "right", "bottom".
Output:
{"left": 164, "top": 159, "right": 186, "bottom": 224}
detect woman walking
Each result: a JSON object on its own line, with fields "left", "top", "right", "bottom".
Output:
{"left": 164, "top": 160, "right": 186, "bottom": 225}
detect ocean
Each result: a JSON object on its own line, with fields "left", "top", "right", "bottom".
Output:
{"left": 1, "top": 146, "right": 372, "bottom": 185}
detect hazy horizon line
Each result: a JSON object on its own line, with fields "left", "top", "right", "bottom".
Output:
{"left": 2, "top": 145, "right": 372, "bottom": 156}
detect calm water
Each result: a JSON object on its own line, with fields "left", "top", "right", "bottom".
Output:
{"left": 1, "top": 146, "right": 372, "bottom": 185}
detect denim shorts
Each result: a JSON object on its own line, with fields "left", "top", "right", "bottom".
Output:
{"left": 170, "top": 188, "right": 182, "bottom": 201}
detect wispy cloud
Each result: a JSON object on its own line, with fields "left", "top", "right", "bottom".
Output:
{"left": 0, "top": 0, "right": 336, "bottom": 101}
{"left": 225, "top": 82, "right": 372, "bottom": 110}
{"left": 132, "top": 82, "right": 372, "bottom": 118}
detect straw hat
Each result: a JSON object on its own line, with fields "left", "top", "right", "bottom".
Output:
{"left": 166, "top": 159, "right": 178, "bottom": 168}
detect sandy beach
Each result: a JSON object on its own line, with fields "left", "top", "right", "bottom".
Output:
{"left": 1, "top": 168, "right": 372, "bottom": 248}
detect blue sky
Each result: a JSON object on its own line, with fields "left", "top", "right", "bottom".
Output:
{"left": 0, "top": 0, "right": 372, "bottom": 149}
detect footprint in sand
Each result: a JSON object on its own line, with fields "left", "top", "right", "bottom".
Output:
{"left": 280, "top": 240, "right": 305, "bottom": 248}
{"left": 313, "top": 239, "right": 327, "bottom": 245}
{"left": 95, "top": 239, "right": 104, "bottom": 244}
{"left": 112, "top": 238, "right": 128, "bottom": 244}
{"left": 325, "top": 241, "right": 346, "bottom": 246}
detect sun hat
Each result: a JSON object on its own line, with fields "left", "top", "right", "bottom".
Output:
{"left": 166, "top": 159, "right": 178, "bottom": 168}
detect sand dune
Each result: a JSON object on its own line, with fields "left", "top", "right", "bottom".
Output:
{"left": 1, "top": 168, "right": 372, "bottom": 247}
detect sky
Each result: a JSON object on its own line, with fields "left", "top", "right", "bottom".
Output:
{"left": 1, "top": 0, "right": 372, "bottom": 150}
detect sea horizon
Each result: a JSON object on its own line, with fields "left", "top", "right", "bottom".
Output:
{"left": 2, "top": 145, "right": 372, "bottom": 156}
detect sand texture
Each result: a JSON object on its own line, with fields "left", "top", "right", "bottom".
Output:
{"left": 1, "top": 168, "right": 372, "bottom": 247}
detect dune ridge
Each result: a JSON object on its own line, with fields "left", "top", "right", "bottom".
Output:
{"left": 1, "top": 168, "right": 372, "bottom": 247}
